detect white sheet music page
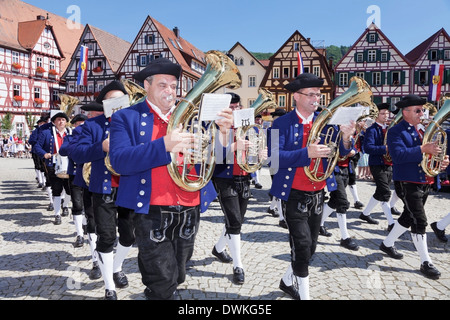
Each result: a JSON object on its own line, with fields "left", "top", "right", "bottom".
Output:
{"left": 233, "top": 109, "right": 255, "bottom": 128}
{"left": 328, "top": 106, "right": 369, "bottom": 125}
{"left": 199, "top": 94, "right": 232, "bottom": 122}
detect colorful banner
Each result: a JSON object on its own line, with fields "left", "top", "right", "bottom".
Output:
{"left": 428, "top": 64, "right": 444, "bottom": 101}
{"left": 77, "top": 45, "right": 89, "bottom": 86}
{"left": 297, "top": 51, "right": 304, "bottom": 76}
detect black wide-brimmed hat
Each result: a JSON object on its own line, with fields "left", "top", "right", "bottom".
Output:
{"left": 376, "top": 103, "right": 390, "bottom": 111}
{"left": 395, "top": 94, "right": 427, "bottom": 109}
{"left": 51, "top": 112, "right": 69, "bottom": 123}
{"left": 70, "top": 114, "right": 88, "bottom": 125}
{"left": 271, "top": 108, "right": 287, "bottom": 117}
{"left": 95, "top": 81, "right": 128, "bottom": 103}
{"left": 284, "top": 73, "right": 324, "bottom": 92}
{"left": 81, "top": 101, "right": 104, "bottom": 112}
{"left": 227, "top": 92, "right": 241, "bottom": 104}
{"left": 133, "top": 58, "right": 182, "bottom": 83}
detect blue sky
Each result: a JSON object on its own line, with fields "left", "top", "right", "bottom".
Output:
{"left": 24, "top": 0, "right": 450, "bottom": 54}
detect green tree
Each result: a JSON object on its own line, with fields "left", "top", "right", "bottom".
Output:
{"left": 1, "top": 112, "right": 13, "bottom": 134}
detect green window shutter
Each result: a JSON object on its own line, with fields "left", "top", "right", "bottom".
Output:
{"left": 381, "top": 71, "right": 386, "bottom": 85}
{"left": 365, "top": 71, "right": 372, "bottom": 86}
{"left": 376, "top": 50, "right": 382, "bottom": 62}
{"left": 414, "top": 71, "right": 420, "bottom": 85}
{"left": 373, "top": 96, "right": 382, "bottom": 104}
{"left": 387, "top": 71, "right": 391, "bottom": 85}
{"left": 363, "top": 50, "right": 368, "bottom": 62}
{"left": 401, "top": 71, "right": 406, "bottom": 85}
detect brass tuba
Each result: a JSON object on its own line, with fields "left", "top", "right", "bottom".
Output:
{"left": 166, "top": 50, "right": 242, "bottom": 192}
{"left": 235, "top": 88, "right": 277, "bottom": 173}
{"left": 420, "top": 99, "right": 450, "bottom": 177}
{"left": 305, "top": 76, "right": 374, "bottom": 182}
{"left": 59, "top": 94, "right": 80, "bottom": 126}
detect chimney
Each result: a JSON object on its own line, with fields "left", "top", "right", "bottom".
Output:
{"left": 173, "top": 27, "right": 180, "bottom": 39}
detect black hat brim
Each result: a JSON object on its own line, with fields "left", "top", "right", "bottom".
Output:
{"left": 133, "top": 58, "right": 182, "bottom": 83}
{"left": 51, "top": 113, "right": 69, "bottom": 123}
{"left": 95, "top": 81, "right": 128, "bottom": 103}
{"left": 81, "top": 101, "right": 104, "bottom": 112}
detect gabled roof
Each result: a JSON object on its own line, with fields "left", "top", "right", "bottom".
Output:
{"left": 228, "top": 41, "right": 267, "bottom": 69}
{"left": 405, "top": 28, "right": 450, "bottom": 64}
{"left": 335, "top": 23, "right": 412, "bottom": 68}
{"left": 17, "top": 19, "right": 64, "bottom": 58}
{"left": 120, "top": 15, "right": 206, "bottom": 78}
{"left": 89, "top": 25, "right": 131, "bottom": 73}
{"left": 0, "top": 0, "right": 83, "bottom": 71}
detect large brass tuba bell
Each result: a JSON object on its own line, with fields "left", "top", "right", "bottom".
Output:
{"left": 305, "top": 76, "right": 374, "bottom": 182}
{"left": 420, "top": 99, "right": 450, "bottom": 177}
{"left": 59, "top": 94, "right": 80, "bottom": 125}
{"left": 235, "top": 88, "right": 277, "bottom": 173}
{"left": 166, "top": 50, "right": 242, "bottom": 192}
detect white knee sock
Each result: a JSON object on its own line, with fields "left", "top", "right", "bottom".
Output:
{"left": 362, "top": 196, "right": 379, "bottom": 216}
{"left": 294, "top": 275, "right": 310, "bottom": 300}
{"left": 321, "top": 204, "right": 334, "bottom": 226}
{"left": 97, "top": 251, "right": 115, "bottom": 291}
{"left": 276, "top": 199, "right": 285, "bottom": 222}
{"left": 282, "top": 264, "right": 294, "bottom": 286}
{"left": 88, "top": 233, "right": 98, "bottom": 263}
{"left": 53, "top": 196, "right": 61, "bottom": 216}
{"left": 269, "top": 198, "right": 277, "bottom": 210}
{"left": 411, "top": 233, "right": 432, "bottom": 264}
{"left": 380, "top": 202, "right": 394, "bottom": 225}
{"left": 113, "top": 243, "right": 132, "bottom": 273}
{"left": 437, "top": 213, "right": 450, "bottom": 230}
{"left": 215, "top": 227, "right": 227, "bottom": 253}
{"left": 383, "top": 221, "right": 408, "bottom": 247}
{"left": 337, "top": 213, "right": 350, "bottom": 240}
{"left": 348, "top": 185, "right": 360, "bottom": 202}
{"left": 390, "top": 190, "right": 400, "bottom": 208}
{"left": 47, "top": 187, "right": 53, "bottom": 204}
{"left": 227, "top": 234, "right": 243, "bottom": 269}
{"left": 36, "top": 170, "right": 43, "bottom": 184}
{"left": 73, "top": 215, "right": 84, "bottom": 237}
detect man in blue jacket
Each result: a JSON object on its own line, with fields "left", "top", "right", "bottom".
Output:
{"left": 269, "top": 73, "right": 355, "bottom": 300}
{"left": 110, "top": 58, "right": 234, "bottom": 300}
{"left": 382, "top": 94, "right": 449, "bottom": 279}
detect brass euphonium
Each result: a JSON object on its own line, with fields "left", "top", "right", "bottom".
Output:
{"left": 236, "top": 88, "right": 277, "bottom": 173}
{"left": 305, "top": 76, "right": 374, "bottom": 182}
{"left": 420, "top": 99, "right": 450, "bottom": 177}
{"left": 59, "top": 94, "right": 80, "bottom": 126}
{"left": 166, "top": 50, "right": 242, "bottom": 192}
{"left": 383, "top": 111, "right": 404, "bottom": 163}
{"left": 104, "top": 78, "right": 147, "bottom": 177}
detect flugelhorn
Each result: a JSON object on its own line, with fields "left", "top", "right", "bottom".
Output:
{"left": 236, "top": 88, "right": 277, "bottom": 173}
{"left": 305, "top": 77, "right": 374, "bottom": 182}
{"left": 166, "top": 50, "right": 242, "bottom": 192}
{"left": 420, "top": 99, "right": 450, "bottom": 177}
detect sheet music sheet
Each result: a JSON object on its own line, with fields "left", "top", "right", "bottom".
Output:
{"left": 199, "top": 94, "right": 232, "bottom": 122}
{"left": 328, "top": 106, "right": 369, "bottom": 125}
{"left": 103, "top": 95, "right": 131, "bottom": 118}
{"left": 233, "top": 109, "right": 255, "bottom": 128}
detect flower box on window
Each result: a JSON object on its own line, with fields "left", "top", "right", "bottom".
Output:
{"left": 93, "top": 66, "right": 103, "bottom": 73}
{"left": 34, "top": 98, "right": 45, "bottom": 105}
{"left": 13, "top": 95, "right": 24, "bottom": 102}
{"left": 12, "top": 63, "right": 22, "bottom": 70}
{"left": 36, "top": 66, "right": 46, "bottom": 74}
{"left": 49, "top": 69, "right": 58, "bottom": 76}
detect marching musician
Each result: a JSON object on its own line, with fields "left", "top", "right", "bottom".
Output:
{"left": 71, "top": 83, "right": 135, "bottom": 300}
{"left": 35, "top": 112, "right": 72, "bottom": 225}
{"left": 269, "top": 73, "right": 355, "bottom": 300}
{"left": 359, "top": 103, "right": 396, "bottom": 229}
{"left": 381, "top": 94, "right": 449, "bottom": 280}
{"left": 59, "top": 114, "right": 88, "bottom": 248}
{"left": 109, "top": 58, "right": 234, "bottom": 300}
{"left": 29, "top": 117, "right": 47, "bottom": 189}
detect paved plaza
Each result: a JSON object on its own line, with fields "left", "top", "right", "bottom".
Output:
{"left": 0, "top": 157, "right": 449, "bottom": 301}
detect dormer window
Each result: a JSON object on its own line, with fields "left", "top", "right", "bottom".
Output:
{"left": 368, "top": 33, "right": 378, "bottom": 43}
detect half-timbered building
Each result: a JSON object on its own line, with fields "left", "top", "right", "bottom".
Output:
{"left": 227, "top": 42, "right": 268, "bottom": 109}
{"left": 117, "top": 16, "right": 206, "bottom": 98}
{"left": 62, "top": 24, "right": 131, "bottom": 107}
{"left": 334, "top": 23, "right": 412, "bottom": 108}
{"left": 405, "top": 28, "right": 450, "bottom": 104}
{"left": 260, "top": 30, "right": 333, "bottom": 112}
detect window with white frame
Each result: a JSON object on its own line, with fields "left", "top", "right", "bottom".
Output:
{"left": 381, "top": 52, "right": 388, "bottom": 62}
{"left": 391, "top": 71, "right": 401, "bottom": 85}
{"left": 283, "top": 67, "right": 289, "bottom": 78}
{"left": 13, "top": 84, "right": 21, "bottom": 97}
{"left": 52, "top": 90, "right": 59, "bottom": 102}
{"left": 356, "top": 72, "right": 365, "bottom": 78}
{"left": 49, "top": 60, "right": 55, "bottom": 71}
{"left": 248, "top": 76, "right": 256, "bottom": 87}
{"left": 339, "top": 73, "right": 349, "bottom": 87}
{"left": 372, "top": 72, "right": 382, "bottom": 86}
{"left": 278, "top": 95, "right": 286, "bottom": 107}
{"left": 368, "top": 50, "right": 377, "bottom": 62}
{"left": 36, "top": 57, "right": 43, "bottom": 67}
{"left": 444, "top": 49, "right": 450, "bottom": 60}
{"left": 12, "top": 52, "right": 19, "bottom": 63}
{"left": 356, "top": 53, "right": 364, "bottom": 62}
{"left": 273, "top": 67, "right": 280, "bottom": 79}
{"left": 313, "top": 66, "right": 320, "bottom": 77}
{"left": 294, "top": 43, "right": 300, "bottom": 51}
{"left": 34, "top": 87, "right": 41, "bottom": 99}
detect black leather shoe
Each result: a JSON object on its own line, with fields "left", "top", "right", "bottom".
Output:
{"left": 279, "top": 279, "right": 300, "bottom": 300}
{"left": 254, "top": 183, "right": 263, "bottom": 189}
{"left": 387, "top": 223, "right": 395, "bottom": 232}
{"left": 104, "top": 289, "right": 117, "bottom": 300}
{"left": 47, "top": 204, "right": 54, "bottom": 211}
{"left": 61, "top": 207, "right": 69, "bottom": 217}
{"left": 431, "top": 222, "right": 448, "bottom": 243}
{"left": 359, "top": 213, "right": 379, "bottom": 225}
{"left": 420, "top": 261, "right": 441, "bottom": 280}
{"left": 340, "top": 238, "right": 359, "bottom": 251}
{"left": 267, "top": 208, "right": 279, "bottom": 217}
{"left": 380, "top": 242, "right": 403, "bottom": 259}
{"left": 279, "top": 220, "right": 288, "bottom": 229}
{"left": 113, "top": 271, "right": 129, "bottom": 288}
{"left": 73, "top": 235, "right": 84, "bottom": 248}
{"left": 89, "top": 262, "right": 102, "bottom": 280}
{"left": 391, "top": 207, "right": 401, "bottom": 216}
{"left": 54, "top": 215, "right": 62, "bottom": 225}
{"left": 354, "top": 201, "right": 365, "bottom": 209}
{"left": 212, "top": 247, "right": 233, "bottom": 263}
{"left": 233, "top": 267, "right": 245, "bottom": 285}
{"left": 319, "top": 226, "right": 332, "bottom": 237}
